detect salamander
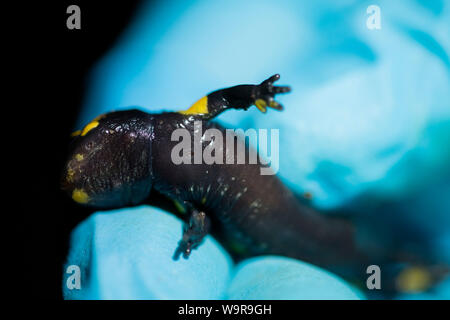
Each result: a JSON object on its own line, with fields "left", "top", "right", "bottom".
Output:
{"left": 62, "top": 75, "right": 395, "bottom": 282}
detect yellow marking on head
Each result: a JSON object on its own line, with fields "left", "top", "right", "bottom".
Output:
{"left": 173, "top": 200, "right": 186, "bottom": 214}
{"left": 81, "top": 120, "right": 100, "bottom": 136}
{"left": 201, "top": 197, "right": 207, "bottom": 204}
{"left": 396, "top": 267, "right": 432, "bottom": 293}
{"left": 179, "top": 96, "right": 209, "bottom": 115}
{"left": 70, "top": 130, "right": 81, "bottom": 137}
{"left": 75, "top": 154, "right": 84, "bottom": 161}
{"left": 66, "top": 168, "right": 75, "bottom": 183}
{"left": 254, "top": 99, "right": 267, "bottom": 113}
{"left": 72, "top": 189, "right": 90, "bottom": 204}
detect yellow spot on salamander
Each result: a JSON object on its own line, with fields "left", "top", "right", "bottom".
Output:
{"left": 81, "top": 120, "right": 99, "bottom": 136}
{"left": 201, "top": 197, "right": 207, "bottom": 204}
{"left": 70, "top": 130, "right": 81, "bottom": 137}
{"left": 75, "top": 154, "right": 84, "bottom": 161}
{"left": 179, "top": 96, "right": 209, "bottom": 115}
{"left": 396, "top": 266, "right": 432, "bottom": 293}
{"left": 173, "top": 200, "right": 186, "bottom": 214}
{"left": 72, "top": 189, "right": 90, "bottom": 204}
{"left": 93, "top": 114, "right": 107, "bottom": 121}
{"left": 269, "top": 101, "right": 278, "bottom": 108}
{"left": 66, "top": 168, "right": 75, "bottom": 182}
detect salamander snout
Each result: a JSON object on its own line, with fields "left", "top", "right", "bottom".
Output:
{"left": 61, "top": 110, "right": 154, "bottom": 208}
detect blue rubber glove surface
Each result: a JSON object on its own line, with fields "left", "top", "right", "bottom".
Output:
{"left": 63, "top": 206, "right": 363, "bottom": 300}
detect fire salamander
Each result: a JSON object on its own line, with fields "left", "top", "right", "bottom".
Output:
{"left": 62, "top": 75, "right": 413, "bottom": 285}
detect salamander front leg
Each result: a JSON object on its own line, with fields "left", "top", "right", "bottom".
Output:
{"left": 173, "top": 208, "right": 211, "bottom": 260}
{"left": 179, "top": 74, "right": 291, "bottom": 120}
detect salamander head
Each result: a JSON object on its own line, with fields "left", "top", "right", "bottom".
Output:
{"left": 61, "top": 110, "right": 154, "bottom": 208}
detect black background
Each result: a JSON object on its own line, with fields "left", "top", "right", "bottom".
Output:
{"left": 22, "top": 0, "right": 144, "bottom": 300}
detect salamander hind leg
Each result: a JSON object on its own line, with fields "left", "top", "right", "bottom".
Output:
{"left": 173, "top": 207, "right": 211, "bottom": 260}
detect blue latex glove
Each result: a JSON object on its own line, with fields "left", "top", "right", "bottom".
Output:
{"left": 66, "top": 0, "right": 450, "bottom": 299}
{"left": 63, "top": 206, "right": 363, "bottom": 299}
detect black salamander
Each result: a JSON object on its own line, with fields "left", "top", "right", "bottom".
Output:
{"left": 62, "top": 75, "right": 390, "bottom": 282}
